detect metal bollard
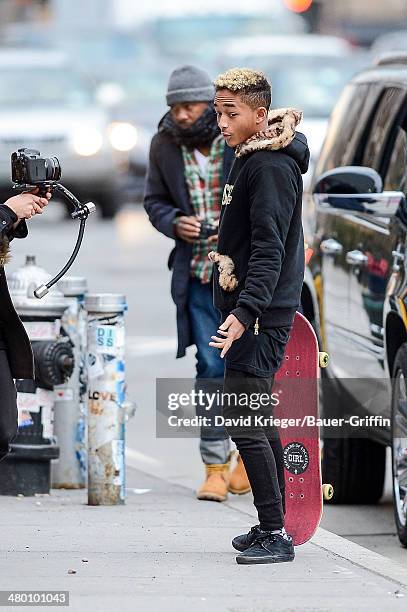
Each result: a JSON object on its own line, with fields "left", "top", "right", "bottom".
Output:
{"left": 85, "top": 294, "right": 127, "bottom": 506}
{"left": 52, "top": 277, "right": 88, "bottom": 489}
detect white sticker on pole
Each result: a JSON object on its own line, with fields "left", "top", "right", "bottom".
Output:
{"left": 112, "top": 439, "right": 125, "bottom": 486}
{"left": 87, "top": 352, "right": 105, "bottom": 379}
{"left": 23, "top": 321, "right": 59, "bottom": 340}
{"left": 95, "top": 325, "right": 117, "bottom": 355}
{"left": 115, "top": 326, "right": 125, "bottom": 352}
{"left": 17, "top": 392, "right": 40, "bottom": 413}
{"left": 54, "top": 388, "right": 74, "bottom": 402}
{"left": 18, "top": 409, "right": 34, "bottom": 428}
{"left": 37, "top": 388, "right": 54, "bottom": 408}
{"left": 41, "top": 403, "right": 54, "bottom": 439}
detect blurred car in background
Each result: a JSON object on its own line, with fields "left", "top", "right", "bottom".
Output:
{"left": 142, "top": 6, "right": 306, "bottom": 66}
{"left": 0, "top": 3, "right": 309, "bottom": 201}
{"left": 217, "top": 34, "right": 369, "bottom": 189}
{"left": 0, "top": 47, "right": 142, "bottom": 217}
{"left": 1, "top": 3, "right": 307, "bottom": 121}
{"left": 371, "top": 30, "right": 407, "bottom": 58}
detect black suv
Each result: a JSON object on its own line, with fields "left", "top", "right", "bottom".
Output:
{"left": 302, "top": 53, "right": 407, "bottom": 546}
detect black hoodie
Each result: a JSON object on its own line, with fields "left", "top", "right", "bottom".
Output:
{"left": 210, "top": 108, "right": 310, "bottom": 333}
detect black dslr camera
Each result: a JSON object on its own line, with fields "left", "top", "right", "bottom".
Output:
{"left": 11, "top": 148, "right": 61, "bottom": 188}
{"left": 9, "top": 147, "right": 95, "bottom": 300}
{"left": 199, "top": 221, "right": 218, "bottom": 239}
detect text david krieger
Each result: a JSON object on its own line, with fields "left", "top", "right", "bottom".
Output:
{"left": 167, "top": 415, "right": 391, "bottom": 429}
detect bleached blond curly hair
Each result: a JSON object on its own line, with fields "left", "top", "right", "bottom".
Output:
{"left": 214, "top": 68, "right": 272, "bottom": 109}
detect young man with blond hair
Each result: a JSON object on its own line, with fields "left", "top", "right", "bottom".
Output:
{"left": 144, "top": 65, "right": 251, "bottom": 501}
{"left": 209, "top": 68, "right": 310, "bottom": 564}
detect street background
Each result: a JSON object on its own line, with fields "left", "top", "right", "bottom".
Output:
{"left": 1, "top": 0, "right": 407, "bottom": 609}
{"left": 1, "top": 207, "right": 406, "bottom": 611}
{"left": 5, "top": 205, "right": 403, "bottom": 564}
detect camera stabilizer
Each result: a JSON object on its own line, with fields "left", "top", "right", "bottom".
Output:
{"left": 33, "top": 183, "right": 95, "bottom": 299}
{"left": 11, "top": 148, "right": 96, "bottom": 299}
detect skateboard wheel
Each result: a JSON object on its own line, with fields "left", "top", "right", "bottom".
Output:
{"left": 319, "top": 352, "right": 329, "bottom": 368}
{"left": 322, "top": 483, "right": 334, "bottom": 500}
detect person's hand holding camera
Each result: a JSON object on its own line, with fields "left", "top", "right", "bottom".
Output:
{"left": 173, "top": 216, "right": 219, "bottom": 245}
{"left": 173, "top": 215, "right": 201, "bottom": 243}
{"left": 5, "top": 188, "right": 51, "bottom": 220}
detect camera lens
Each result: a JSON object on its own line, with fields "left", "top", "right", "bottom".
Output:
{"left": 45, "top": 156, "right": 61, "bottom": 181}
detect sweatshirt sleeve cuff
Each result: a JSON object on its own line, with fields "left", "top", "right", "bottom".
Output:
{"left": 231, "top": 306, "right": 256, "bottom": 330}
{"left": 0, "top": 204, "right": 18, "bottom": 227}
{"left": 12, "top": 219, "right": 28, "bottom": 239}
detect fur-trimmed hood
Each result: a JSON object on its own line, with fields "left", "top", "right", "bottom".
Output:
{"left": 234, "top": 107, "right": 309, "bottom": 173}
{"left": 0, "top": 237, "right": 10, "bottom": 268}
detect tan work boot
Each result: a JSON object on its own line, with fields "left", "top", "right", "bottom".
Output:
{"left": 228, "top": 453, "right": 251, "bottom": 495}
{"left": 196, "top": 463, "right": 230, "bottom": 502}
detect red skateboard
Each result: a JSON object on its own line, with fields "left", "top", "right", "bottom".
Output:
{"left": 274, "top": 312, "right": 332, "bottom": 545}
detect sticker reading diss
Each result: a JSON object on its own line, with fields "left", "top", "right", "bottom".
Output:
{"left": 283, "top": 442, "right": 309, "bottom": 475}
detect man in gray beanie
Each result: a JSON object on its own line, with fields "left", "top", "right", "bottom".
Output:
{"left": 144, "top": 65, "right": 250, "bottom": 501}
{"left": 166, "top": 65, "right": 215, "bottom": 107}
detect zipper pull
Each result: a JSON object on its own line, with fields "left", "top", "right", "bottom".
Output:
{"left": 254, "top": 318, "right": 259, "bottom": 335}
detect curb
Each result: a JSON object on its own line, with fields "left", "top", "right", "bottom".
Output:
{"left": 312, "top": 528, "right": 407, "bottom": 589}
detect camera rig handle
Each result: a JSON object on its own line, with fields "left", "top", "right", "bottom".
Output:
{"left": 18, "top": 181, "right": 96, "bottom": 299}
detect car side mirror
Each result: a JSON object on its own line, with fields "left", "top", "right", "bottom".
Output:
{"left": 313, "top": 166, "right": 405, "bottom": 218}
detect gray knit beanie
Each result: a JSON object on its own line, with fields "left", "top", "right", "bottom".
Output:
{"left": 166, "top": 65, "right": 215, "bottom": 106}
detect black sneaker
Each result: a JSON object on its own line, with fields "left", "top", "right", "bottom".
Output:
{"left": 232, "top": 525, "right": 262, "bottom": 552}
{"left": 235, "top": 532, "right": 295, "bottom": 565}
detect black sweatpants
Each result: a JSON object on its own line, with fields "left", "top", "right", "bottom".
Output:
{"left": 0, "top": 346, "right": 18, "bottom": 462}
{"left": 223, "top": 367, "right": 285, "bottom": 531}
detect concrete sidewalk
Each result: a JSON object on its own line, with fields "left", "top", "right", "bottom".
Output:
{"left": 0, "top": 467, "right": 406, "bottom": 612}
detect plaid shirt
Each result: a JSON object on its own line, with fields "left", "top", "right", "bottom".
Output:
{"left": 182, "top": 135, "right": 225, "bottom": 283}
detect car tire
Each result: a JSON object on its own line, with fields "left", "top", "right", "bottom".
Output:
{"left": 391, "top": 343, "right": 407, "bottom": 547}
{"left": 322, "top": 436, "right": 385, "bottom": 504}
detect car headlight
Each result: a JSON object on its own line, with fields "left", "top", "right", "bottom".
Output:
{"left": 108, "top": 122, "right": 138, "bottom": 152}
{"left": 73, "top": 127, "right": 103, "bottom": 156}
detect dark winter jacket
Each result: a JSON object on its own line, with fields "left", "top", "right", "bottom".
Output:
{"left": 210, "top": 108, "right": 310, "bottom": 332}
{"left": 144, "top": 120, "right": 234, "bottom": 358}
{"left": 0, "top": 205, "right": 33, "bottom": 379}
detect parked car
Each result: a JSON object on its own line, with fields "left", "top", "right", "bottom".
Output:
{"left": 0, "top": 48, "right": 130, "bottom": 217}
{"left": 302, "top": 52, "right": 407, "bottom": 546}
{"left": 217, "top": 34, "right": 369, "bottom": 189}
{"left": 371, "top": 30, "right": 407, "bottom": 58}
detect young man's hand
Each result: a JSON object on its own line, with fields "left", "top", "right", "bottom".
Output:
{"left": 209, "top": 313, "right": 245, "bottom": 358}
{"left": 174, "top": 215, "right": 201, "bottom": 243}
{"left": 5, "top": 188, "right": 51, "bottom": 220}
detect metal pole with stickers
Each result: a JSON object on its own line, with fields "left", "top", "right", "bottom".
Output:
{"left": 52, "top": 276, "right": 89, "bottom": 490}
{"left": 85, "top": 294, "right": 127, "bottom": 506}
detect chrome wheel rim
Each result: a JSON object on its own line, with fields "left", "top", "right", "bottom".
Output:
{"left": 393, "top": 371, "right": 407, "bottom": 528}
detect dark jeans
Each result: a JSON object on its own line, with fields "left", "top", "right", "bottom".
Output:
{"left": 187, "top": 278, "right": 230, "bottom": 464}
{"left": 0, "top": 346, "right": 18, "bottom": 462}
{"left": 223, "top": 367, "right": 285, "bottom": 531}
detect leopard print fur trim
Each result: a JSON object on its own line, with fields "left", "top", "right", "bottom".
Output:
{"left": 0, "top": 237, "right": 11, "bottom": 267}
{"left": 208, "top": 251, "right": 238, "bottom": 292}
{"left": 235, "top": 108, "right": 303, "bottom": 158}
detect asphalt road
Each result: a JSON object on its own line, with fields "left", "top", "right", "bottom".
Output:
{"left": 6, "top": 201, "right": 406, "bottom": 565}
